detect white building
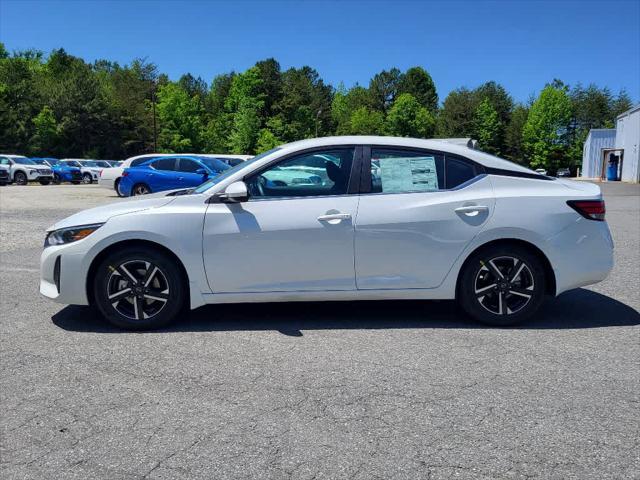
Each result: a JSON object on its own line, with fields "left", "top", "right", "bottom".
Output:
{"left": 581, "top": 129, "right": 616, "bottom": 179}
{"left": 580, "top": 104, "right": 639, "bottom": 183}
{"left": 616, "top": 104, "right": 639, "bottom": 183}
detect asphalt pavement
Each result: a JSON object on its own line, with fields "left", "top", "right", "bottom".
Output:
{"left": 1, "top": 182, "right": 638, "bottom": 479}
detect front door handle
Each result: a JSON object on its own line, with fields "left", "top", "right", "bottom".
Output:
{"left": 317, "top": 213, "right": 351, "bottom": 223}
{"left": 455, "top": 205, "right": 489, "bottom": 216}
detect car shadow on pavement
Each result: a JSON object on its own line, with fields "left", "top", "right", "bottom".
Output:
{"left": 52, "top": 288, "right": 639, "bottom": 335}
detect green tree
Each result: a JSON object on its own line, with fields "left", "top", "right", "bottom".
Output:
{"left": 397, "top": 66, "right": 438, "bottom": 112}
{"left": 349, "top": 107, "right": 385, "bottom": 135}
{"left": 504, "top": 104, "right": 529, "bottom": 163}
{"left": 522, "top": 84, "right": 572, "bottom": 169}
{"left": 256, "top": 128, "right": 281, "bottom": 153}
{"left": 273, "top": 66, "right": 333, "bottom": 141}
{"left": 30, "top": 105, "right": 59, "bottom": 154}
{"left": 436, "top": 87, "right": 477, "bottom": 138}
{"left": 369, "top": 67, "right": 402, "bottom": 113}
{"left": 473, "top": 99, "right": 500, "bottom": 154}
{"left": 385, "top": 93, "right": 436, "bottom": 138}
{"left": 225, "top": 67, "right": 264, "bottom": 153}
{"left": 156, "top": 82, "right": 203, "bottom": 152}
{"left": 332, "top": 83, "right": 375, "bottom": 135}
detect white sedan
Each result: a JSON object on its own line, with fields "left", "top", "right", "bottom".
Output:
{"left": 40, "top": 136, "right": 613, "bottom": 330}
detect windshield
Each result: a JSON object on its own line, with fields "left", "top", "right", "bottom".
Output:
{"left": 193, "top": 148, "right": 281, "bottom": 194}
{"left": 93, "top": 161, "right": 112, "bottom": 168}
{"left": 81, "top": 161, "right": 99, "bottom": 167}
{"left": 199, "top": 157, "right": 231, "bottom": 172}
{"left": 63, "top": 160, "right": 82, "bottom": 167}
{"left": 31, "top": 159, "right": 47, "bottom": 165}
{"left": 14, "top": 158, "right": 36, "bottom": 165}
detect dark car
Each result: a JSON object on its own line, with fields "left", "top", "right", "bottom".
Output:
{"left": 0, "top": 165, "right": 9, "bottom": 185}
{"left": 557, "top": 168, "right": 571, "bottom": 178}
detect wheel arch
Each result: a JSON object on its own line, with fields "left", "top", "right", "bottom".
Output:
{"left": 86, "top": 239, "right": 190, "bottom": 306}
{"left": 455, "top": 238, "right": 556, "bottom": 297}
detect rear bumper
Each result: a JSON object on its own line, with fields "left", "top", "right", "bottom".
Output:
{"left": 98, "top": 176, "right": 116, "bottom": 189}
{"left": 546, "top": 218, "right": 614, "bottom": 295}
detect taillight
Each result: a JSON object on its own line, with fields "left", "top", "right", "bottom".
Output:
{"left": 567, "top": 200, "right": 606, "bottom": 221}
{"left": 99, "top": 170, "right": 102, "bottom": 177}
{"left": 121, "top": 171, "right": 128, "bottom": 177}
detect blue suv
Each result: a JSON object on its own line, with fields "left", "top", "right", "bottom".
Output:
{"left": 31, "top": 158, "right": 82, "bottom": 184}
{"left": 118, "top": 156, "right": 231, "bottom": 196}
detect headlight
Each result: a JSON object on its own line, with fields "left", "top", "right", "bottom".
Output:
{"left": 45, "top": 223, "right": 104, "bottom": 247}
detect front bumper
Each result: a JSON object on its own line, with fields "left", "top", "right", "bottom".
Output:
{"left": 40, "top": 243, "right": 90, "bottom": 305}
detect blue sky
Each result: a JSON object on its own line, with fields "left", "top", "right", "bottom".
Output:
{"left": 1, "top": 0, "right": 638, "bottom": 103}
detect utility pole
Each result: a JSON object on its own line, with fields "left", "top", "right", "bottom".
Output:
{"left": 151, "top": 81, "right": 158, "bottom": 152}
{"left": 315, "top": 109, "right": 322, "bottom": 137}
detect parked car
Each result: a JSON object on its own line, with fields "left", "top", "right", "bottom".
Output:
{"left": 118, "top": 156, "right": 231, "bottom": 197}
{"left": 99, "top": 153, "right": 252, "bottom": 197}
{"left": 0, "top": 154, "right": 54, "bottom": 185}
{"left": 556, "top": 168, "right": 571, "bottom": 178}
{"left": 31, "top": 158, "right": 82, "bottom": 184}
{"left": 40, "top": 136, "right": 614, "bottom": 330}
{"left": 535, "top": 168, "right": 547, "bottom": 175}
{"left": 60, "top": 159, "right": 110, "bottom": 184}
{"left": 0, "top": 163, "right": 9, "bottom": 185}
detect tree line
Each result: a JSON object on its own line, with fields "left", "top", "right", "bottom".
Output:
{"left": 0, "top": 43, "right": 633, "bottom": 171}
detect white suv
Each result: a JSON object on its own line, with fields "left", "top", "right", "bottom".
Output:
{"left": 0, "top": 154, "right": 54, "bottom": 185}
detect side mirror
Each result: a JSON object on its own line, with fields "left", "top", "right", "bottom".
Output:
{"left": 196, "top": 168, "right": 208, "bottom": 176}
{"left": 217, "top": 181, "right": 248, "bottom": 203}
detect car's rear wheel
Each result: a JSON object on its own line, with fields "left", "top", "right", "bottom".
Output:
{"left": 14, "top": 171, "right": 27, "bottom": 185}
{"left": 132, "top": 183, "right": 151, "bottom": 196}
{"left": 93, "top": 248, "right": 186, "bottom": 330}
{"left": 458, "top": 244, "right": 546, "bottom": 326}
{"left": 82, "top": 173, "right": 93, "bottom": 184}
{"left": 53, "top": 173, "right": 62, "bottom": 184}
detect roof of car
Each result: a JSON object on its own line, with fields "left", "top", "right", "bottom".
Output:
{"left": 278, "top": 136, "right": 536, "bottom": 174}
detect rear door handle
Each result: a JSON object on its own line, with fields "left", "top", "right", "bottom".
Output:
{"left": 455, "top": 205, "right": 489, "bottom": 216}
{"left": 317, "top": 213, "right": 351, "bottom": 222}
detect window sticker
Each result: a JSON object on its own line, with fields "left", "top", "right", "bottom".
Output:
{"left": 378, "top": 156, "right": 439, "bottom": 193}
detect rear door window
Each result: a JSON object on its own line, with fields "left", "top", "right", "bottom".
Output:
{"left": 152, "top": 158, "right": 177, "bottom": 171}
{"left": 370, "top": 148, "right": 444, "bottom": 193}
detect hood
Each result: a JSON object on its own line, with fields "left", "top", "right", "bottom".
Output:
{"left": 49, "top": 193, "right": 177, "bottom": 231}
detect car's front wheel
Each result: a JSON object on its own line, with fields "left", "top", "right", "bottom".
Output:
{"left": 82, "top": 173, "right": 93, "bottom": 184}
{"left": 14, "top": 171, "right": 27, "bottom": 185}
{"left": 53, "top": 173, "right": 62, "bottom": 184}
{"left": 93, "top": 248, "right": 186, "bottom": 330}
{"left": 458, "top": 244, "right": 546, "bottom": 326}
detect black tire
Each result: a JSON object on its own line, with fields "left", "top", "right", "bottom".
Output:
{"left": 93, "top": 248, "right": 186, "bottom": 330}
{"left": 71, "top": 181, "right": 80, "bottom": 185}
{"left": 132, "top": 183, "right": 151, "bottom": 196}
{"left": 82, "top": 173, "right": 93, "bottom": 184}
{"left": 39, "top": 179, "right": 50, "bottom": 185}
{"left": 53, "top": 173, "right": 62, "bottom": 185}
{"left": 458, "top": 244, "right": 546, "bottom": 326}
{"left": 14, "top": 171, "right": 27, "bottom": 185}
{"left": 115, "top": 178, "right": 124, "bottom": 197}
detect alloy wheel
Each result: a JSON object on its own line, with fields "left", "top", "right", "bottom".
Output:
{"left": 106, "top": 260, "right": 170, "bottom": 321}
{"left": 474, "top": 256, "right": 535, "bottom": 315}
{"left": 82, "top": 173, "right": 92, "bottom": 184}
